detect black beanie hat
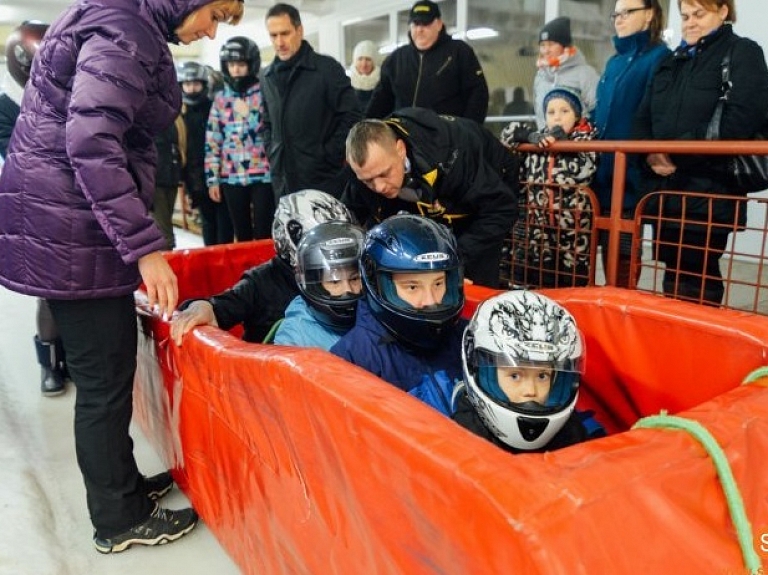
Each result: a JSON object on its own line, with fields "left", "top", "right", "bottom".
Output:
{"left": 539, "top": 17, "right": 572, "bottom": 47}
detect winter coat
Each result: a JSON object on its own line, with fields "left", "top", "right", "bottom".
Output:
{"left": 533, "top": 49, "right": 599, "bottom": 130}
{"left": 181, "top": 96, "right": 213, "bottom": 207}
{"left": 155, "top": 120, "right": 183, "bottom": 189}
{"left": 593, "top": 30, "right": 669, "bottom": 211}
{"left": 452, "top": 385, "right": 606, "bottom": 453}
{"left": 0, "top": 93, "right": 20, "bottom": 159}
{"left": 206, "top": 255, "right": 299, "bottom": 344}
{"left": 366, "top": 27, "right": 489, "bottom": 124}
{"left": 259, "top": 41, "right": 362, "bottom": 199}
{"left": 633, "top": 25, "right": 768, "bottom": 225}
{"left": 205, "top": 82, "right": 270, "bottom": 187}
{"left": 342, "top": 107, "right": 518, "bottom": 287}
{"left": 0, "top": 0, "right": 212, "bottom": 299}
{"left": 506, "top": 118, "right": 597, "bottom": 287}
{"left": 330, "top": 299, "right": 466, "bottom": 416}
{"left": 273, "top": 295, "right": 346, "bottom": 350}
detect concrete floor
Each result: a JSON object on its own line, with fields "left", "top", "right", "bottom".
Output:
{"left": 0, "top": 228, "right": 241, "bottom": 575}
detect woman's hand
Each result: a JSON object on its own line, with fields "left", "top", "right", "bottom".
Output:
{"left": 138, "top": 251, "right": 178, "bottom": 318}
{"left": 169, "top": 300, "right": 218, "bottom": 346}
{"left": 647, "top": 153, "right": 677, "bottom": 177}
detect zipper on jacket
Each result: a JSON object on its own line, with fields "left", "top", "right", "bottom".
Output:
{"left": 412, "top": 53, "right": 424, "bottom": 106}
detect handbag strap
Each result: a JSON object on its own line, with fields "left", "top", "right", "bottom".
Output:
{"left": 706, "top": 46, "right": 735, "bottom": 140}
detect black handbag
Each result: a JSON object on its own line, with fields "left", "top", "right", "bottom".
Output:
{"left": 705, "top": 45, "right": 768, "bottom": 192}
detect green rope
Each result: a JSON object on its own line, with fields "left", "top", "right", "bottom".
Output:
{"left": 633, "top": 412, "right": 762, "bottom": 574}
{"left": 742, "top": 366, "right": 768, "bottom": 384}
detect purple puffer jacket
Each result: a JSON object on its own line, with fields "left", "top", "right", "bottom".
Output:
{"left": 0, "top": 0, "right": 213, "bottom": 299}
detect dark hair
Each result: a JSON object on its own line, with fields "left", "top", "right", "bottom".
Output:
{"left": 677, "top": 0, "right": 735, "bottom": 24}
{"left": 644, "top": 0, "right": 666, "bottom": 45}
{"left": 266, "top": 3, "right": 302, "bottom": 27}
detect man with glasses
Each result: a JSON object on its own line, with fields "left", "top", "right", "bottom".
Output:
{"left": 365, "top": 0, "right": 489, "bottom": 124}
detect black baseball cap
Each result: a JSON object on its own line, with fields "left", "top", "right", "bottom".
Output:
{"left": 409, "top": 1, "right": 441, "bottom": 25}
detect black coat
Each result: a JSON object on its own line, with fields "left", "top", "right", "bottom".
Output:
{"left": 259, "top": 41, "right": 362, "bottom": 199}
{"left": 181, "top": 97, "right": 212, "bottom": 206}
{"left": 366, "top": 28, "right": 489, "bottom": 124}
{"left": 633, "top": 25, "right": 768, "bottom": 224}
{"left": 342, "top": 107, "right": 518, "bottom": 287}
{"left": 208, "top": 255, "right": 299, "bottom": 343}
{"left": 0, "top": 93, "right": 20, "bottom": 159}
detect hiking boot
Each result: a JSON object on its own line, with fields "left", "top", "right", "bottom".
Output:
{"left": 93, "top": 504, "right": 198, "bottom": 554}
{"left": 144, "top": 471, "right": 174, "bottom": 500}
{"left": 34, "top": 336, "right": 66, "bottom": 397}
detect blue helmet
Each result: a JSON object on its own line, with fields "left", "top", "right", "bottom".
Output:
{"left": 361, "top": 215, "right": 464, "bottom": 349}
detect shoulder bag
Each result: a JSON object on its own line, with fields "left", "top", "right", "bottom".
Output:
{"left": 705, "top": 44, "right": 768, "bottom": 193}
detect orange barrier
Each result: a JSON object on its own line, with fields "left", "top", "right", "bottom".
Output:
{"left": 134, "top": 242, "right": 768, "bottom": 574}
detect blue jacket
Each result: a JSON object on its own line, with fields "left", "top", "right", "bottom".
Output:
{"left": 593, "top": 30, "right": 669, "bottom": 211}
{"left": 330, "top": 299, "right": 466, "bottom": 416}
{"left": 0, "top": 0, "right": 211, "bottom": 299}
{"left": 273, "top": 296, "right": 346, "bottom": 350}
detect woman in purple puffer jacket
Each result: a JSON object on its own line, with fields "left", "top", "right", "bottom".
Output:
{"left": 0, "top": 0, "right": 243, "bottom": 554}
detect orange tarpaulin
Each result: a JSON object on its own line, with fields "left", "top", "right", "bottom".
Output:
{"left": 134, "top": 240, "right": 768, "bottom": 574}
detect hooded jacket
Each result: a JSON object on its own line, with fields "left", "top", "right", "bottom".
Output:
{"left": 0, "top": 0, "right": 213, "bottom": 299}
{"left": 366, "top": 27, "right": 489, "bottom": 124}
{"left": 533, "top": 49, "right": 599, "bottom": 130}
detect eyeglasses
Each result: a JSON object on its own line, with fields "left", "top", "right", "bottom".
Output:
{"left": 609, "top": 7, "right": 648, "bottom": 21}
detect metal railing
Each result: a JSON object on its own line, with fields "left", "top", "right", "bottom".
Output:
{"left": 505, "top": 139, "right": 768, "bottom": 315}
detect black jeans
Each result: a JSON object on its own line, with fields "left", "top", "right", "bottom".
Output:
{"left": 48, "top": 295, "right": 153, "bottom": 538}
{"left": 221, "top": 182, "right": 274, "bottom": 242}
{"left": 198, "top": 193, "right": 235, "bottom": 246}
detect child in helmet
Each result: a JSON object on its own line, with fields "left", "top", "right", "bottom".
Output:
{"left": 453, "top": 290, "right": 605, "bottom": 453}
{"left": 170, "top": 189, "right": 352, "bottom": 345}
{"left": 330, "top": 214, "right": 466, "bottom": 416}
{"left": 500, "top": 86, "right": 597, "bottom": 289}
{"left": 205, "top": 36, "right": 272, "bottom": 242}
{"left": 273, "top": 221, "right": 365, "bottom": 350}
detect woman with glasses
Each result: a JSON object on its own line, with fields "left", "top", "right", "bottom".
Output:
{"left": 633, "top": 0, "right": 768, "bottom": 304}
{"left": 593, "top": 0, "right": 670, "bottom": 287}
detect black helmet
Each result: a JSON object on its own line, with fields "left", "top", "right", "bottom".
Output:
{"left": 177, "top": 61, "right": 209, "bottom": 106}
{"left": 361, "top": 215, "right": 464, "bottom": 350}
{"left": 219, "top": 36, "right": 260, "bottom": 93}
{"left": 5, "top": 20, "right": 49, "bottom": 88}
{"left": 295, "top": 221, "right": 365, "bottom": 330}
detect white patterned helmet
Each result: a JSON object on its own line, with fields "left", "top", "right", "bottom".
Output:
{"left": 462, "top": 290, "right": 584, "bottom": 451}
{"left": 272, "top": 190, "right": 353, "bottom": 268}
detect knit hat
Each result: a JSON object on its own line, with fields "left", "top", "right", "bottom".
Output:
{"left": 353, "top": 40, "right": 377, "bottom": 63}
{"left": 539, "top": 17, "right": 572, "bottom": 47}
{"left": 409, "top": 0, "right": 441, "bottom": 24}
{"left": 543, "top": 86, "right": 583, "bottom": 118}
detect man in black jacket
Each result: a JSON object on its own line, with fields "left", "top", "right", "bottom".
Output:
{"left": 259, "top": 3, "right": 362, "bottom": 201}
{"left": 342, "top": 107, "right": 518, "bottom": 288}
{"left": 366, "top": 0, "right": 489, "bottom": 124}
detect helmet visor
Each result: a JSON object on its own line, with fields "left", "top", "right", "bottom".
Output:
{"left": 474, "top": 350, "right": 580, "bottom": 414}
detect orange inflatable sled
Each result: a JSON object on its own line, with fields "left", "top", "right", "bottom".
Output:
{"left": 134, "top": 240, "right": 768, "bottom": 575}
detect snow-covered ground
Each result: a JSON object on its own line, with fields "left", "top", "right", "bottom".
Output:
{"left": 0, "top": 229, "right": 241, "bottom": 575}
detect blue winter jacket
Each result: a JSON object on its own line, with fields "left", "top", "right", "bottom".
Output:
{"left": 273, "top": 295, "right": 346, "bottom": 350}
{"left": 330, "top": 299, "right": 466, "bottom": 416}
{"left": 0, "top": 0, "right": 213, "bottom": 299}
{"left": 593, "top": 30, "right": 669, "bottom": 211}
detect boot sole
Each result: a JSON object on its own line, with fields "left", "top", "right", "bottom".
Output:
{"left": 41, "top": 388, "right": 66, "bottom": 397}
{"left": 93, "top": 516, "right": 198, "bottom": 554}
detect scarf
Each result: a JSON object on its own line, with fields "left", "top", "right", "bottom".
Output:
{"left": 349, "top": 65, "right": 381, "bottom": 92}
{"left": 536, "top": 46, "right": 577, "bottom": 70}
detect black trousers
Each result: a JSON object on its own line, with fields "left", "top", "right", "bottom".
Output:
{"left": 198, "top": 194, "right": 234, "bottom": 246}
{"left": 221, "top": 182, "right": 274, "bottom": 242}
{"left": 656, "top": 224, "right": 729, "bottom": 305}
{"left": 48, "top": 295, "right": 153, "bottom": 538}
